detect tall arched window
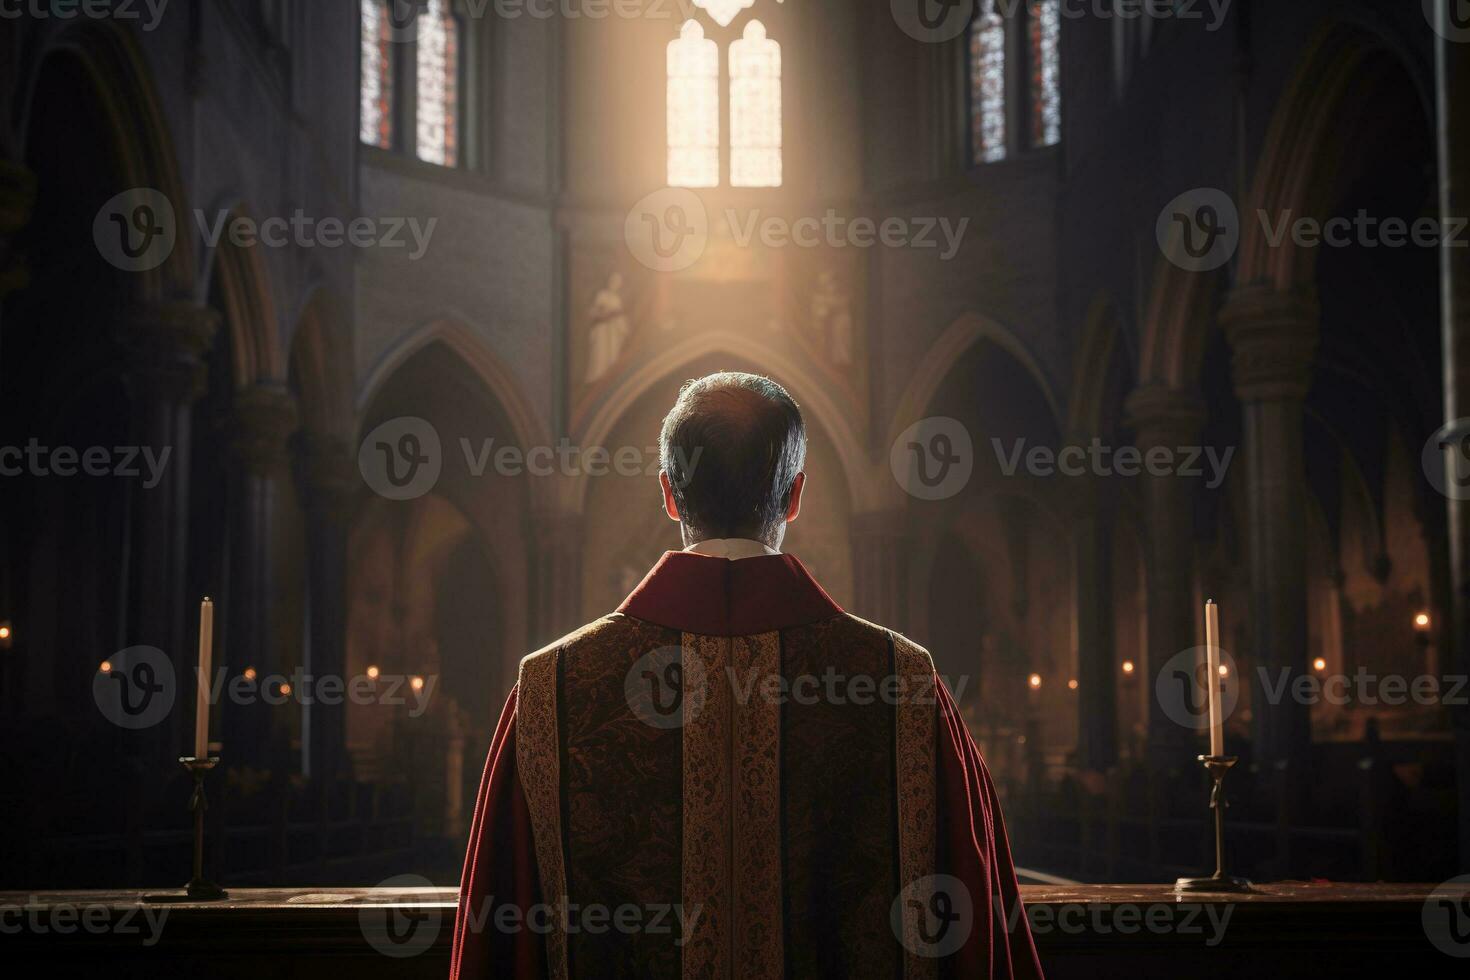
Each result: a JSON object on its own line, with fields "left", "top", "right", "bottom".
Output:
{"left": 967, "top": 0, "right": 1062, "bottom": 165}
{"left": 360, "top": 0, "right": 394, "bottom": 149}
{"left": 729, "top": 20, "right": 781, "bottom": 187}
{"left": 360, "top": 0, "right": 465, "bottom": 168}
{"left": 668, "top": 20, "right": 720, "bottom": 188}
{"left": 666, "top": 2, "right": 782, "bottom": 188}
{"left": 1029, "top": 0, "right": 1061, "bottom": 148}
{"left": 416, "top": 0, "right": 461, "bottom": 166}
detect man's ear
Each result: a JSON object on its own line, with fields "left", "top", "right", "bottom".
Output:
{"left": 785, "top": 472, "right": 805, "bottom": 523}
{"left": 659, "top": 470, "right": 682, "bottom": 522}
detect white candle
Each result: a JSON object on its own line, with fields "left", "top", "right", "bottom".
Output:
{"left": 194, "top": 597, "right": 215, "bottom": 760}
{"left": 1205, "top": 599, "right": 1223, "bottom": 757}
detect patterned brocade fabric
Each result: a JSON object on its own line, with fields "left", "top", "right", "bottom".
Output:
{"left": 515, "top": 611, "right": 939, "bottom": 980}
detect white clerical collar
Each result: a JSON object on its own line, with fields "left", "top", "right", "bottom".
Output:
{"left": 684, "top": 537, "right": 781, "bottom": 561}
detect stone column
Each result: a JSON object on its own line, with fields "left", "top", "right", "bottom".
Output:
{"left": 1221, "top": 286, "right": 1319, "bottom": 772}
{"left": 1066, "top": 471, "right": 1117, "bottom": 771}
{"left": 526, "top": 508, "right": 584, "bottom": 650}
{"left": 228, "top": 384, "right": 299, "bottom": 768}
{"left": 295, "top": 433, "right": 355, "bottom": 783}
{"left": 1124, "top": 384, "right": 1206, "bottom": 769}
{"left": 850, "top": 509, "right": 909, "bottom": 632}
{"left": 1432, "top": 1, "right": 1470, "bottom": 864}
{"left": 124, "top": 302, "right": 218, "bottom": 759}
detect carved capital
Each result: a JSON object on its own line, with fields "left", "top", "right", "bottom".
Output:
{"left": 230, "top": 385, "right": 299, "bottom": 475}
{"left": 124, "top": 302, "right": 221, "bottom": 404}
{"left": 1124, "top": 384, "right": 1206, "bottom": 450}
{"left": 1220, "top": 285, "right": 1320, "bottom": 403}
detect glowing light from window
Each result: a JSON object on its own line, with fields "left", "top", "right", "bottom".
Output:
{"left": 360, "top": 0, "right": 394, "bottom": 149}
{"left": 668, "top": 21, "right": 720, "bottom": 187}
{"left": 1029, "top": 0, "right": 1062, "bottom": 147}
{"left": 970, "top": 7, "right": 1007, "bottom": 163}
{"left": 729, "top": 20, "right": 781, "bottom": 187}
{"left": 416, "top": 0, "right": 460, "bottom": 166}
{"left": 693, "top": 0, "right": 755, "bottom": 27}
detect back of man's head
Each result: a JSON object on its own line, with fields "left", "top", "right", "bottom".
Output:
{"left": 659, "top": 372, "right": 806, "bottom": 544}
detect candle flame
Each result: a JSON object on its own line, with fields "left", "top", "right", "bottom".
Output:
{"left": 366, "top": 665, "right": 381, "bottom": 680}
{"left": 410, "top": 675, "right": 426, "bottom": 692}
{"left": 99, "top": 660, "right": 112, "bottom": 673}
{"left": 1414, "top": 612, "right": 1431, "bottom": 629}
{"left": 1121, "top": 660, "right": 1135, "bottom": 675}
{"left": 1027, "top": 673, "right": 1042, "bottom": 689}
{"left": 1312, "top": 657, "right": 1327, "bottom": 671}
{"left": 1067, "top": 678, "right": 1078, "bottom": 690}
{"left": 243, "top": 667, "right": 257, "bottom": 681}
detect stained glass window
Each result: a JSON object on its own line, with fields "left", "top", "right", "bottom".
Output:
{"left": 729, "top": 20, "right": 781, "bottom": 188}
{"left": 416, "top": 0, "right": 460, "bottom": 167}
{"left": 360, "top": 0, "right": 394, "bottom": 149}
{"left": 668, "top": 20, "right": 720, "bottom": 188}
{"left": 969, "top": 5, "right": 1007, "bottom": 164}
{"left": 1029, "top": 0, "right": 1061, "bottom": 148}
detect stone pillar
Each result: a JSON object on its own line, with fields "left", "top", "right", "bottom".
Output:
{"left": 124, "top": 302, "right": 218, "bottom": 759}
{"left": 526, "top": 508, "right": 584, "bottom": 649}
{"left": 1432, "top": 1, "right": 1470, "bottom": 865}
{"left": 1221, "top": 286, "right": 1319, "bottom": 771}
{"left": 295, "top": 433, "right": 355, "bottom": 783}
{"left": 228, "top": 384, "right": 299, "bottom": 768}
{"left": 1066, "top": 471, "right": 1117, "bottom": 771}
{"left": 1124, "top": 384, "right": 1206, "bottom": 769}
{"left": 850, "top": 510, "right": 909, "bottom": 632}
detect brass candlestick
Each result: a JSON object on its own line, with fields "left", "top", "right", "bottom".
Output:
{"left": 145, "top": 756, "right": 228, "bottom": 902}
{"left": 1175, "top": 755, "right": 1253, "bottom": 893}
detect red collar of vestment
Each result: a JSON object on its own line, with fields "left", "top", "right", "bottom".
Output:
{"left": 616, "top": 550, "right": 844, "bottom": 636}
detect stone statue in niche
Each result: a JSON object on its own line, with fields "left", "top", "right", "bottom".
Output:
{"left": 810, "top": 269, "right": 853, "bottom": 366}
{"left": 585, "top": 272, "right": 630, "bottom": 384}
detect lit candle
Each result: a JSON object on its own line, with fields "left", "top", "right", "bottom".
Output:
{"left": 1205, "top": 599, "right": 1223, "bottom": 757}
{"left": 194, "top": 597, "right": 215, "bottom": 760}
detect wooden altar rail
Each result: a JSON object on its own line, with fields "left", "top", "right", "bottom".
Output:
{"left": 0, "top": 883, "right": 1457, "bottom": 979}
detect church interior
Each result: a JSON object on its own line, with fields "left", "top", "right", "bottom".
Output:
{"left": 2, "top": 0, "right": 1470, "bottom": 975}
